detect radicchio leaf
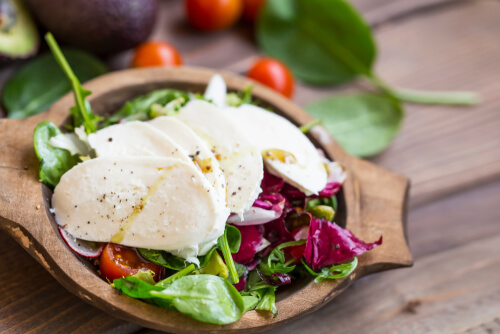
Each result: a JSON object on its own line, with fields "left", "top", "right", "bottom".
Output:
{"left": 232, "top": 225, "right": 264, "bottom": 265}
{"left": 233, "top": 275, "right": 247, "bottom": 292}
{"left": 304, "top": 218, "right": 382, "bottom": 271}
{"left": 257, "top": 269, "right": 292, "bottom": 287}
{"left": 261, "top": 171, "right": 284, "bottom": 194}
{"left": 227, "top": 194, "right": 286, "bottom": 226}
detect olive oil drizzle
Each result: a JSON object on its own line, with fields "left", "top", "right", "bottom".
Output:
{"left": 262, "top": 149, "right": 297, "bottom": 164}
{"left": 110, "top": 164, "right": 177, "bottom": 243}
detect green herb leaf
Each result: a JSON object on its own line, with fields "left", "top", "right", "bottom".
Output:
{"left": 306, "top": 195, "right": 338, "bottom": 221}
{"left": 306, "top": 93, "right": 404, "bottom": 157}
{"left": 241, "top": 295, "right": 260, "bottom": 312}
{"left": 302, "top": 257, "right": 358, "bottom": 282}
{"left": 138, "top": 247, "right": 218, "bottom": 271}
{"left": 33, "top": 121, "right": 80, "bottom": 187}
{"left": 226, "top": 86, "right": 254, "bottom": 107}
{"left": 113, "top": 275, "right": 163, "bottom": 299}
{"left": 257, "top": 0, "right": 375, "bottom": 86}
{"left": 150, "top": 275, "right": 245, "bottom": 325}
{"left": 156, "top": 264, "right": 196, "bottom": 288}
{"left": 267, "top": 239, "right": 306, "bottom": 274}
{"left": 45, "top": 33, "right": 101, "bottom": 134}
{"left": 3, "top": 49, "right": 107, "bottom": 119}
{"left": 242, "top": 281, "right": 278, "bottom": 316}
{"left": 105, "top": 89, "right": 190, "bottom": 126}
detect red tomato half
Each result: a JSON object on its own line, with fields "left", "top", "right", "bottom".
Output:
{"left": 99, "top": 243, "right": 162, "bottom": 282}
{"left": 131, "top": 41, "right": 183, "bottom": 68}
{"left": 247, "top": 57, "right": 295, "bottom": 98}
{"left": 185, "top": 0, "right": 243, "bottom": 32}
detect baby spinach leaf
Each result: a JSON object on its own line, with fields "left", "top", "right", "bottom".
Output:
{"left": 45, "top": 33, "right": 101, "bottom": 134}
{"left": 306, "top": 93, "right": 404, "bottom": 157}
{"left": 150, "top": 275, "right": 245, "bottom": 325}
{"left": 138, "top": 247, "right": 218, "bottom": 271}
{"left": 105, "top": 89, "right": 190, "bottom": 126}
{"left": 3, "top": 49, "right": 107, "bottom": 119}
{"left": 33, "top": 121, "right": 80, "bottom": 188}
{"left": 156, "top": 264, "right": 196, "bottom": 288}
{"left": 219, "top": 225, "right": 242, "bottom": 284}
{"left": 257, "top": 0, "right": 375, "bottom": 86}
{"left": 241, "top": 295, "right": 260, "bottom": 312}
{"left": 113, "top": 275, "right": 163, "bottom": 299}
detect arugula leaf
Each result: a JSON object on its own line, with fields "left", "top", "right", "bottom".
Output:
{"left": 150, "top": 275, "right": 245, "bottom": 325}
{"left": 306, "top": 93, "right": 404, "bottom": 157}
{"left": 302, "top": 257, "right": 358, "bottom": 283}
{"left": 267, "top": 239, "right": 306, "bottom": 274}
{"left": 3, "top": 49, "right": 107, "bottom": 119}
{"left": 218, "top": 225, "right": 242, "bottom": 284}
{"left": 105, "top": 89, "right": 190, "bottom": 125}
{"left": 45, "top": 33, "right": 101, "bottom": 134}
{"left": 33, "top": 121, "right": 80, "bottom": 187}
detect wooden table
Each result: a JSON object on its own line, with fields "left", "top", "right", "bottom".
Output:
{"left": 1, "top": 0, "right": 500, "bottom": 332}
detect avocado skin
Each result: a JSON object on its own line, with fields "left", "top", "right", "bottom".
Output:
{"left": 0, "top": 0, "right": 39, "bottom": 63}
{"left": 25, "top": 0, "right": 158, "bottom": 55}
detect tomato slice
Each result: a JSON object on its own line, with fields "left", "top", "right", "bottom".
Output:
{"left": 99, "top": 243, "right": 162, "bottom": 282}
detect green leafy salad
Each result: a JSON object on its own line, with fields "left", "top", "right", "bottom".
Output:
{"left": 37, "top": 33, "right": 382, "bottom": 325}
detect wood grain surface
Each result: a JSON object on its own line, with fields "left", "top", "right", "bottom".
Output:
{"left": 1, "top": 0, "right": 499, "bottom": 333}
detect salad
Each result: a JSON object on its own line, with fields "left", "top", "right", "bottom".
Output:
{"left": 36, "top": 34, "right": 382, "bottom": 325}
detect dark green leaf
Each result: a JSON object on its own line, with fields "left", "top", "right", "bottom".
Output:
{"left": 218, "top": 225, "right": 241, "bottom": 284}
{"left": 225, "top": 224, "right": 242, "bottom": 254}
{"left": 242, "top": 281, "right": 278, "bottom": 316}
{"left": 3, "top": 49, "right": 107, "bottom": 119}
{"left": 150, "top": 275, "right": 245, "bottom": 325}
{"left": 267, "top": 239, "right": 306, "bottom": 274}
{"left": 138, "top": 247, "right": 218, "bottom": 271}
{"left": 257, "top": 0, "right": 376, "bottom": 86}
{"left": 105, "top": 89, "right": 190, "bottom": 126}
{"left": 306, "top": 93, "right": 404, "bottom": 157}
{"left": 33, "top": 121, "right": 80, "bottom": 187}
{"left": 113, "top": 276, "right": 163, "bottom": 299}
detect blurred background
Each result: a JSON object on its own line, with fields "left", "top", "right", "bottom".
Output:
{"left": 1, "top": 0, "right": 500, "bottom": 333}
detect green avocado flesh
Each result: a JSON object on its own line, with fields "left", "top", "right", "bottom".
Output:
{"left": 0, "top": 0, "right": 38, "bottom": 58}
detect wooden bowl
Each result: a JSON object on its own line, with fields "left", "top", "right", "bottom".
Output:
{"left": 0, "top": 67, "right": 412, "bottom": 333}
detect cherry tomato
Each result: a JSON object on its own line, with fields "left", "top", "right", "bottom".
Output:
{"left": 242, "top": 0, "right": 266, "bottom": 22}
{"left": 99, "top": 243, "right": 162, "bottom": 282}
{"left": 185, "top": 0, "right": 243, "bottom": 32}
{"left": 131, "top": 41, "right": 183, "bottom": 68}
{"left": 247, "top": 57, "right": 294, "bottom": 98}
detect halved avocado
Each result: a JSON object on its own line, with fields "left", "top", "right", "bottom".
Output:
{"left": 0, "top": 0, "right": 39, "bottom": 61}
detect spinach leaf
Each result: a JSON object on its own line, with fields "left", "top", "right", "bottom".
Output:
{"left": 156, "top": 264, "right": 196, "bottom": 288}
{"left": 302, "top": 257, "right": 358, "bottom": 283}
{"left": 241, "top": 295, "right": 260, "bottom": 312}
{"left": 113, "top": 275, "right": 163, "bottom": 299}
{"left": 150, "top": 275, "right": 245, "bottom": 325}
{"left": 45, "top": 33, "right": 101, "bottom": 134}
{"left": 105, "top": 89, "right": 189, "bottom": 126}
{"left": 242, "top": 281, "right": 278, "bottom": 316}
{"left": 3, "top": 49, "right": 107, "bottom": 119}
{"left": 33, "top": 121, "right": 80, "bottom": 187}
{"left": 257, "top": 0, "right": 375, "bottom": 86}
{"left": 138, "top": 247, "right": 218, "bottom": 271}
{"left": 306, "top": 93, "right": 404, "bottom": 157}
{"left": 218, "top": 225, "right": 242, "bottom": 284}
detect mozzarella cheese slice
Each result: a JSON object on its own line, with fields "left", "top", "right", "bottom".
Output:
{"left": 222, "top": 104, "right": 327, "bottom": 195}
{"left": 148, "top": 116, "right": 226, "bottom": 212}
{"left": 88, "top": 121, "right": 191, "bottom": 163}
{"left": 176, "top": 100, "right": 264, "bottom": 216}
{"left": 52, "top": 157, "right": 228, "bottom": 253}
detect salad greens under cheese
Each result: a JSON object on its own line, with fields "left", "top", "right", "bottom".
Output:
{"left": 36, "top": 33, "right": 382, "bottom": 325}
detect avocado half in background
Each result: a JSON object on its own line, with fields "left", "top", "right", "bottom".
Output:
{"left": 0, "top": 0, "right": 39, "bottom": 63}
{"left": 25, "top": 0, "right": 158, "bottom": 55}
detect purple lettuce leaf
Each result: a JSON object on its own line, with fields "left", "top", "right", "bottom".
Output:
{"left": 261, "top": 171, "right": 284, "bottom": 195}
{"left": 227, "top": 193, "right": 286, "bottom": 226}
{"left": 304, "top": 218, "right": 382, "bottom": 271}
{"left": 232, "top": 225, "right": 264, "bottom": 265}
{"left": 257, "top": 269, "right": 292, "bottom": 287}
